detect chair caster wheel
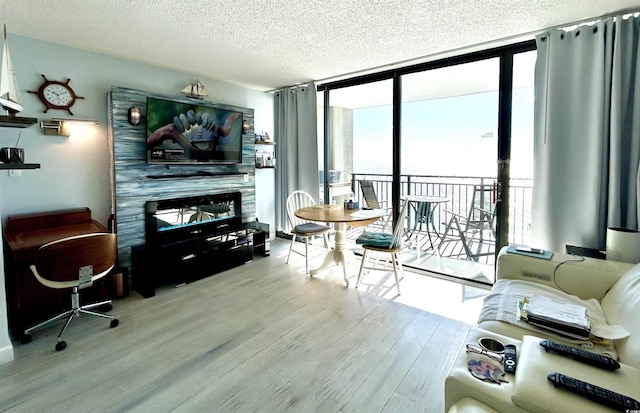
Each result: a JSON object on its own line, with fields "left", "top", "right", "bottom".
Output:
{"left": 20, "top": 334, "right": 32, "bottom": 345}
{"left": 110, "top": 319, "right": 119, "bottom": 328}
{"left": 55, "top": 341, "right": 67, "bottom": 351}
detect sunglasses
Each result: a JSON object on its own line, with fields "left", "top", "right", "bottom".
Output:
{"left": 466, "top": 344, "right": 504, "bottom": 363}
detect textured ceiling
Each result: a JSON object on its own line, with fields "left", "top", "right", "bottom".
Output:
{"left": 2, "top": 0, "right": 640, "bottom": 91}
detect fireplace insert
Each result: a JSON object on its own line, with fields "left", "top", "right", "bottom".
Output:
{"left": 145, "top": 191, "right": 242, "bottom": 247}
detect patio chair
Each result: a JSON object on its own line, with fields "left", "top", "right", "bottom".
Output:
{"left": 359, "top": 180, "right": 385, "bottom": 209}
{"left": 437, "top": 185, "right": 496, "bottom": 262}
{"left": 358, "top": 180, "right": 390, "bottom": 227}
{"left": 355, "top": 199, "right": 409, "bottom": 295}
{"left": 285, "top": 190, "right": 332, "bottom": 274}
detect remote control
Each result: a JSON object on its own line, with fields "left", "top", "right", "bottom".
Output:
{"left": 540, "top": 340, "right": 620, "bottom": 370}
{"left": 503, "top": 344, "right": 517, "bottom": 373}
{"left": 547, "top": 372, "right": 640, "bottom": 410}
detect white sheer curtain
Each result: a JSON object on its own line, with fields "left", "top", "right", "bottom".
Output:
{"left": 274, "top": 83, "right": 319, "bottom": 233}
{"left": 533, "top": 14, "right": 640, "bottom": 252}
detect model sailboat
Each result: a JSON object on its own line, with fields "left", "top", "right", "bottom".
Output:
{"left": 180, "top": 79, "right": 208, "bottom": 100}
{"left": 0, "top": 24, "right": 23, "bottom": 115}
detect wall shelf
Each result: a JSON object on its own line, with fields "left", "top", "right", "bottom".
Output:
{"left": 255, "top": 141, "right": 275, "bottom": 145}
{"left": 0, "top": 163, "right": 40, "bottom": 170}
{"left": 0, "top": 116, "right": 38, "bottom": 128}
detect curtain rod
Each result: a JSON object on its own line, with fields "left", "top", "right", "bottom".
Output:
{"left": 264, "top": 83, "right": 311, "bottom": 94}
{"left": 264, "top": 6, "right": 640, "bottom": 93}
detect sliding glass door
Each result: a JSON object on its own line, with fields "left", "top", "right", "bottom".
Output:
{"left": 400, "top": 59, "right": 500, "bottom": 284}
{"left": 317, "top": 41, "right": 536, "bottom": 288}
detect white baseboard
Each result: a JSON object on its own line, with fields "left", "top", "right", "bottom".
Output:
{"left": 0, "top": 343, "right": 15, "bottom": 365}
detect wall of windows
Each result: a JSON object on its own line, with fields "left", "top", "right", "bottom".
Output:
{"left": 317, "top": 41, "right": 536, "bottom": 285}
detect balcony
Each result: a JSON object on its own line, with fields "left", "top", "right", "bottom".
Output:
{"left": 335, "top": 173, "right": 533, "bottom": 291}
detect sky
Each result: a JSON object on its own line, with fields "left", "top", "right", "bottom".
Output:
{"left": 352, "top": 87, "right": 535, "bottom": 179}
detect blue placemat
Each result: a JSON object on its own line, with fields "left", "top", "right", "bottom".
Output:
{"left": 506, "top": 245, "right": 554, "bottom": 260}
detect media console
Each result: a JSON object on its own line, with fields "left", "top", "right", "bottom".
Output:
{"left": 131, "top": 192, "right": 262, "bottom": 298}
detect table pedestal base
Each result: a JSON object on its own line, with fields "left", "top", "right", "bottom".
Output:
{"left": 309, "top": 223, "right": 357, "bottom": 286}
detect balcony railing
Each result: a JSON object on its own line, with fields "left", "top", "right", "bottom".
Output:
{"left": 350, "top": 173, "right": 533, "bottom": 246}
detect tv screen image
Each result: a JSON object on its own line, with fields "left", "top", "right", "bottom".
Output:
{"left": 146, "top": 97, "right": 244, "bottom": 164}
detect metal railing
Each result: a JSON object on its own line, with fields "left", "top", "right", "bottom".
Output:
{"left": 351, "top": 173, "right": 533, "bottom": 246}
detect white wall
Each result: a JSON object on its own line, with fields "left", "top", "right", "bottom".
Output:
{"left": 0, "top": 33, "right": 274, "bottom": 362}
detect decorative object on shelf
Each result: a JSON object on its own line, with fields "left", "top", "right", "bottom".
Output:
{"left": 180, "top": 78, "right": 208, "bottom": 100}
{"left": 0, "top": 24, "right": 24, "bottom": 115}
{"left": 255, "top": 149, "right": 275, "bottom": 168}
{"left": 28, "top": 74, "right": 84, "bottom": 115}
{"left": 606, "top": 227, "right": 640, "bottom": 263}
{"left": 128, "top": 106, "right": 142, "bottom": 126}
{"left": 0, "top": 146, "right": 24, "bottom": 164}
{"left": 40, "top": 118, "right": 98, "bottom": 137}
{"left": 0, "top": 130, "right": 24, "bottom": 163}
{"left": 255, "top": 131, "right": 273, "bottom": 143}
{"left": 242, "top": 119, "right": 250, "bottom": 134}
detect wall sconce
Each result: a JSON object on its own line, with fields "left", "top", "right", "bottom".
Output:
{"left": 242, "top": 119, "right": 250, "bottom": 134}
{"left": 40, "top": 119, "right": 99, "bottom": 137}
{"left": 128, "top": 107, "right": 142, "bottom": 126}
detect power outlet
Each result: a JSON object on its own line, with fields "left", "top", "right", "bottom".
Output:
{"left": 8, "top": 169, "right": 21, "bottom": 177}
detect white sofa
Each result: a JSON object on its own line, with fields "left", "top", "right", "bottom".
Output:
{"left": 445, "top": 247, "right": 640, "bottom": 412}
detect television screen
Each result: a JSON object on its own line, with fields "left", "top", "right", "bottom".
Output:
{"left": 146, "top": 97, "right": 244, "bottom": 164}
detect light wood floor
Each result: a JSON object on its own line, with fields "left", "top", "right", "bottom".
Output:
{"left": 0, "top": 240, "right": 471, "bottom": 413}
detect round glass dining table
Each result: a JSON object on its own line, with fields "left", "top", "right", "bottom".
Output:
{"left": 294, "top": 204, "right": 387, "bottom": 286}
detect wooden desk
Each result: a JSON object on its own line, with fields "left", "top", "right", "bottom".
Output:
{"left": 295, "top": 205, "right": 386, "bottom": 286}
{"left": 2, "top": 208, "right": 108, "bottom": 338}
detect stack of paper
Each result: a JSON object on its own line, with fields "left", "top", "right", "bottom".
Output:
{"left": 523, "top": 295, "right": 590, "bottom": 339}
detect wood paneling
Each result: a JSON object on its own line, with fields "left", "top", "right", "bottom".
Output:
{"left": 109, "top": 86, "right": 255, "bottom": 268}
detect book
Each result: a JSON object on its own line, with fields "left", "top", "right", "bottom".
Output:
{"left": 523, "top": 294, "right": 590, "bottom": 338}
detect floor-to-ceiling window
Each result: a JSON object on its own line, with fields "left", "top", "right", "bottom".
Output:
{"left": 400, "top": 59, "right": 500, "bottom": 284}
{"left": 317, "top": 41, "right": 535, "bottom": 288}
{"left": 318, "top": 80, "right": 394, "bottom": 209}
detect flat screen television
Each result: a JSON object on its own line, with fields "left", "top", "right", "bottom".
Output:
{"left": 146, "top": 97, "right": 244, "bottom": 165}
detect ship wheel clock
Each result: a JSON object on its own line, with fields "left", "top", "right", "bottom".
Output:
{"left": 28, "top": 74, "right": 85, "bottom": 115}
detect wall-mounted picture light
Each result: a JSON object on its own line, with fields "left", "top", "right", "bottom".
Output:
{"left": 40, "top": 119, "right": 99, "bottom": 137}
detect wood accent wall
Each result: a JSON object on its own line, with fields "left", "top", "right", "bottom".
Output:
{"left": 108, "top": 86, "right": 255, "bottom": 269}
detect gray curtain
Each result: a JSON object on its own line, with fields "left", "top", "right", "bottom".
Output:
{"left": 533, "top": 15, "right": 640, "bottom": 252}
{"left": 274, "top": 83, "right": 319, "bottom": 233}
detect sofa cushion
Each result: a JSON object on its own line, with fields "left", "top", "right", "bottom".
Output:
{"left": 512, "top": 335, "right": 640, "bottom": 413}
{"left": 601, "top": 263, "right": 640, "bottom": 369}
